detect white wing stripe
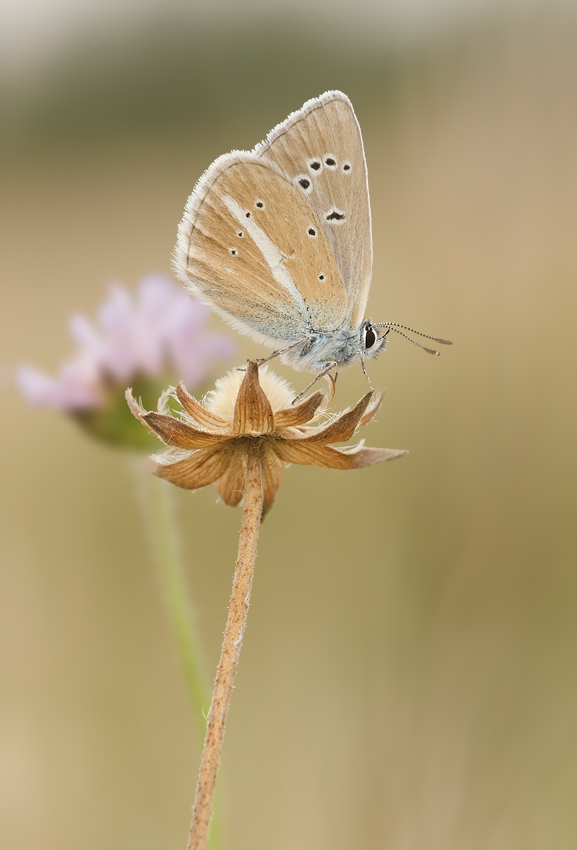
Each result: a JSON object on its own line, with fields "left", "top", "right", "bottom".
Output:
{"left": 221, "top": 193, "right": 308, "bottom": 317}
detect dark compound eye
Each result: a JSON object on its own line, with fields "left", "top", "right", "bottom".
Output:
{"left": 365, "top": 325, "right": 376, "bottom": 349}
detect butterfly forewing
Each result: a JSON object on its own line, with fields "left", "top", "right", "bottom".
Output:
{"left": 257, "top": 91, "right": 373, "bottom": 328}
{"left": 178, "top": 155, "right": 348, "bottom": 344}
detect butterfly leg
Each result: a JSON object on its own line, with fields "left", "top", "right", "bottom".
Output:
{"left": 255, "top": 337, "right": 310, "bottom": 366}
{"left": 359, "top": 352, "right": 373, "bottom": 391}
{"left": 291, "top": 361, "right": 338, "bottom": 405}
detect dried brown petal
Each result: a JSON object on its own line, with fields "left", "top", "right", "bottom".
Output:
{"left": 290, "top": 392, "right": 373, "bottom": 445}
{"left": 125, "top": 388, "right": 147, "bottom": 422}
{"left": 143, "top": 412, "right": 230, "bottom": 449}
{"left": 272, "top": 440, "right": 406, "bottom": 470}
{"left": 155, "top": 445, "right": 231, "bottom": 490}
{"left": 176, "top": 383, "right": 229, "bottom": 432}
{"left": 359, "top": 391, "right": 385, "bottom": 427}
{"left": 337, "top": 445, "right": 408, "bottom": 467}
{"left": 213, "top": 445, "right": 246, "bottom": 507}
{"left": 232, "top": 361, "right": 275, "bottom": 436}
{"left": 262, "top": 448, "right": 285, "bottom": 516}
{"left": 273, "top": 391, "right": 324, "bottom": 430}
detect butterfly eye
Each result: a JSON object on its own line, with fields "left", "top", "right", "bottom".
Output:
{"left": 364, "top": 324, "right": 376, "bottom": 349}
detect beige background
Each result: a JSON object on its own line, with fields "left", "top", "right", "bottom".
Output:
{"left": 2, "top": 6, "right": 577, "bottom": 849}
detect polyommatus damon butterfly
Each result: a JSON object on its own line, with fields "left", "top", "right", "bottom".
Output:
{"left": 174, "top": 91, "right": 451, "bottom": 396}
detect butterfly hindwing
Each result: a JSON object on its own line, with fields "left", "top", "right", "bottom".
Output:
{"left": 256, "top": 91, "right": 373, "bottom": 328}
{"left": 175, "top": 153, "right": 348, "bottom": 345}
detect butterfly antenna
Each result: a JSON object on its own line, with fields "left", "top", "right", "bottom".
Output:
{"left": 379, "top": 326, "right": 441, "bottom": 356}
{"left": 374, "top": 322, "right": 453, "bottom": 356}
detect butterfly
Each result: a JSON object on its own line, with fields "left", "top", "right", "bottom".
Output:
{"left": 174, "top": 90, "right": 450, "bottom": 396}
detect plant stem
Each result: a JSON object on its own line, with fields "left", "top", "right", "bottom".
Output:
{"left": 187, "top": 448, "right": 264, "bottom": 850}
{"left": 137, "top": 462, "right": 211, "bottom": 738}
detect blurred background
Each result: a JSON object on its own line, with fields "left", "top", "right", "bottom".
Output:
{"left": 2, "top": 0, "right": 577, "bottom": 848}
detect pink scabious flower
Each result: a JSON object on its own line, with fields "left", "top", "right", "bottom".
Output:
{"left": 17, "top": 274, "right": 235, "bottom": 447}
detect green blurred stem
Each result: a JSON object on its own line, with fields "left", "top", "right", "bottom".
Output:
{"left": 131, "top": 458, "right": 222, "bottom": 850}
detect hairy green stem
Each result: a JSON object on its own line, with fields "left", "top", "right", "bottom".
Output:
{"left": 131, "top": 458, "right": 222, "bottom": 850}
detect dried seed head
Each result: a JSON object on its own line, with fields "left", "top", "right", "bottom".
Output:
{"left": 127, "top": 361, "right": 407, "bottom": 516}
{"left": 205, "top": 366, "right": 295, "bottom": 422}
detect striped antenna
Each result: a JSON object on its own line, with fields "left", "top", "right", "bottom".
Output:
{"left": 374, "top": 323, "right": 452, "bottom": 356}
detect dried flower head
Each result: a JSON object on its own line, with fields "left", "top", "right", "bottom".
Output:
{"left": 127, "top": 361, "right": 406, "bottom": 516}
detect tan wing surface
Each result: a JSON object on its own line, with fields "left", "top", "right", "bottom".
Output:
{"left": 175, "top": 154, "right": 348, "bottom": 344}
{"left": 256, "top": 91, "right": 372, "bottom": 328}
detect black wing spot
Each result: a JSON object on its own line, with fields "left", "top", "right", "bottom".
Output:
{"left": 255, "top": 200, "right": 264, "bottom": 208}
{"left": 245, "top": 212, "right": 251, "bottom": 218}
{"left": 309, "top": 160, "right": 321, "bottom": 171}
{"left": 343, "top": 162, "right": 351, "bottom": 172}
{"left": 237, "top": 231, "right": 244, "bottom": 237}
{"left": 299, "top": 177, "right": 311, "bottom": 190}
{"left": 324, "top": 156, "right": 337, "bottom": 167}
{"left": 318, "top": 273, "right": 325, "bottom": 281}
{"left": 325, "top": 208, "right": 346, "bottom": 222}
{"left": 308, "top": 228, "right": 317, "bottom": 237}
{"left": 230, "top": 249, "right": 238, "bottom": 256}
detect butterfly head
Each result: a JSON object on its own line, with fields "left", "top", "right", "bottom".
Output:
{"left": 360, "top": 320, "right": 387, "bottom": 360}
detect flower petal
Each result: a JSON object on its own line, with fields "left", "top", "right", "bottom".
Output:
{"left": 291, "top": 392, "right": 373, "bottom": 444}
{"left": 175, "top": 383, "right": 229, "bottom": 432}
{"left": 336, "top": 445, "right": 408, "bottom": 467}
{"left": 262, "top": 449, "right": 284, "bottom": 516}
{"left": 232, "top": 361, "right": 275, "bottom": 435}
{"left": 143, "top": 412, "right": 229, "bottom": 449}
{"left": 155, "top": 446, "right": 232, "bottom": 490}
{"left": 125, "top": 387, "right": 148, "bottom": 422}
{"left": 213, "top": 445, "right": 246, "bottom": 507}
{"left": 272, "top": 440, "right": 407, "bottom": 469}
{"left": 18, "top": 358, "right": 102, "bottom": 410}
{"left": 359, "top": 391, "right": 385, "bottom": 427}
{"left": 274, "top": 391, "right": 324, "bottom": 429}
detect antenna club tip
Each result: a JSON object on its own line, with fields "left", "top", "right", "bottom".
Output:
{"left": 436, "top": 338, "right": 453, "bottom": 345}
{"left": 424, "top": 347, "right": 440, "bottom": 356}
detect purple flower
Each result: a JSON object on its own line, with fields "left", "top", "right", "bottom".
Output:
{"left": 17, "top": 275, "right": 234, "bottom": 413}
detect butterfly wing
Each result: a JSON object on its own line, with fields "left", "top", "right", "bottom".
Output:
{"left": 256, "top": 90, "right": 372, "bottom": 328}
{"left": 174, "top": 152, "right": 348, "bottom": 346}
